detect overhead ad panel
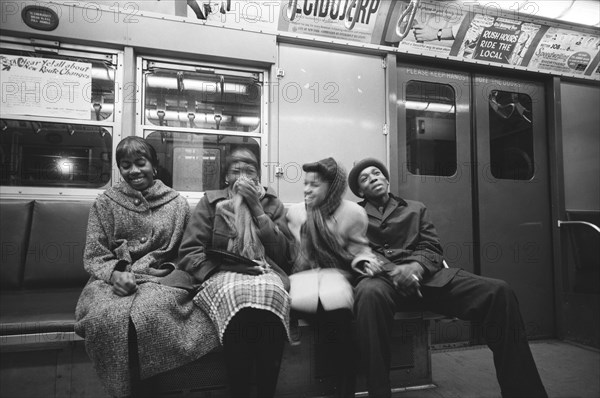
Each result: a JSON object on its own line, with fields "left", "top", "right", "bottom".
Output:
{"left": 182, "top": 0, "right": 599, "bottom": 80}
{"left": 7, "top": 1, "right": 595, "bottom": 79}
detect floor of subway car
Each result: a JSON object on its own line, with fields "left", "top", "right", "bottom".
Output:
{"left": 389, "top": 340, "right": 599, "bottom": 398}
{"left": 2, "top": 339, "right": 596, "bottom": 398}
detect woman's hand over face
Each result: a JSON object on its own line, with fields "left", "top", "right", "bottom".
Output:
{"left": 234, "top": 177, "right": 265, "bottom": 217}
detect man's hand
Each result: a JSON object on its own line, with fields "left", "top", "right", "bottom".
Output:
{"left": 363, "top": 258, "right": 384, "bottom": 277}
{"left": 110, "top": 270, "right": 138, "bottom": 296}
{"left": 234, "top": 178, "right": 265, "bottom": 218}
{"left": 388, "top": 262, "right": 424, "bottom": 298}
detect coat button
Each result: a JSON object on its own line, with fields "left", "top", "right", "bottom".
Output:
{"left": 140, "top": 237, "right": 147, "bottom": 243}
{"left": 133, "top": 199, "right": 141, "bottom": 206}
{"left": 383, "top": 243, "right": 390, "bottom": 249}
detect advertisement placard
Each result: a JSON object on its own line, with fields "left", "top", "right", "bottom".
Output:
{"left": 452, "top": 15, "right": 542, "bottom": 66}
{"left": 1, "top": 55, "right": 92, "bottom": 120}
{"left": 381, "top": 1, "right": 468, "bottom": 56}
{"left": 528, "top": 27, "right": 600, "bottom": 75}
{"left": 278, "top": 0, "right": 390, "bottom": 43}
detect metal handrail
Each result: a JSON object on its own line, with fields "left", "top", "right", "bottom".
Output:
{"left": 395, "top": 0, "right": 420, "bottom": 40}
{"left": 557, "top": 220, "right": 600, "bottom": 234}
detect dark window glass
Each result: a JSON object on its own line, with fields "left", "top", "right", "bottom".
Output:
{"left": 145, "top": 131, "right": 260, "bottom": 192}
{"left": 405, "top": 81, "right": 457, "bottom": 176}
{"left": 144, "top": 68, "right": 261, "bottom": 132}
{"left": 489, "top": 90, "right": 534, "bottom": 180}
{"left": 0, "top": 119, "right": 112, "bottom": 188}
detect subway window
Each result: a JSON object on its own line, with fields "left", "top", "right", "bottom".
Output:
{"left": 0, "top": 120, "right": 112, "bottom": 188}
{"left": 405, "top": 81, "right": 457, "bottom": 176}
{"left": 145, "top": 132, "right": 260, "bottom": 192}
{"left": 0, "top": 40, "right": 120, "bottom": 191}
{"left": 143, "top": 61, "right": 261, "bottom": 132}
{"left": 488, "top": 90, "right": 534, "bottom": 180}
{"left": 139, "top": 59, "right": 264, "bottom": 194}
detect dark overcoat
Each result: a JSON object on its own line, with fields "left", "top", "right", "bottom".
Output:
{"left": 358, "top": 194, "right": 460, "bottom": 286}
{"left": 177, "top": 187, "right": 292, "bottom": 285}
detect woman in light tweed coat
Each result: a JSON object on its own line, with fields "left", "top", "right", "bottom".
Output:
{"left": 75, "top": 137, "right": 219, "bottom": 397}
{"left": 178, "top": 148, "right": 293, "bottom": 398}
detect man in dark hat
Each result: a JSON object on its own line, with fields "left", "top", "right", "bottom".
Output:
{"left": 348, "top": 158, "right": 547, "bottom": 398}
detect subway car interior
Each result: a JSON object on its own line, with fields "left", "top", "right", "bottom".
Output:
{"left": 0, "top": 1, "right": 599, "bottom": 397}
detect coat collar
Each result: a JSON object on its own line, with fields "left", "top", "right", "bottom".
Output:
{"left": 358, "top": 193, "right": 408, "bottom": 222}
{"left": 105, "top": 180, "right": 179, "bottom": 212}
{"left": 205, "top": 186, "right": 278, "bottom": 204}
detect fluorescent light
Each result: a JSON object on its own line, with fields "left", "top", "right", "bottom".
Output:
{"left": 56, "top": 158, "right": 74, "bottom": 175}
{"left": 560, "top": 1, "right": 600, "bottom": 27}
{"left": 146, "top": 76, "right": 250, "bottom": 94}
{"left": 405, "top": 100, "right": 428, "bottom": 110}
{"left": 470, "top": 1, "right": 599, "bottom": 27}
{"left": 235, "top": 116, "right": 260, "bottom": 126}
{"left": 404, "top": 101, "right": 455, "bottom": 113}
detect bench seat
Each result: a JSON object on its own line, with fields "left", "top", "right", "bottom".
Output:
{"left": 0, "top": 198, "right": 441, "bottom": 397}
{"left": 0, "top": 288, "right": 82, "bottom": 336}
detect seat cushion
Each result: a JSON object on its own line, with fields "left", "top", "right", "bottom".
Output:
{"left": 23, "top": 201, "right": 92, "bottom": 289}
{"left": 0, "top": 200, "right": 33, "bottom": 289}
{"left": 0, "top": 288, "right": 82, "bottom": 335}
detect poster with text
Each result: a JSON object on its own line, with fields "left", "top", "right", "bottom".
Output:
{"left": 527, "top": 27, "right": 600, "bottom": 75}
{"left": 1, "top": 55, "right": 92, "bottom": 120}
{"left": 591, "top": 51, "right": 600, "bottom": 77}
{"left": 186, "top": 1, "right": 281, "bottom": 32}
{"left": 453, "top": 15, "right": 541, "bottom": 65}
{"left": 277, "top": 0, "right": 390, "bottom": 43}
{"left": 382, "top": 0, "right": 468, "bottom": 56}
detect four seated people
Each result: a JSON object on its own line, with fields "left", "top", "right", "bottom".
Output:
{"left": 77, "top": 138, "right": 546, "bottom": 398}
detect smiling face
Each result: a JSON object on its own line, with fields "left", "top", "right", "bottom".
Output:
{"left": 118, "top": 155, "right": 155, "bottom": 191}
{"left": 357, "top": 166, "right": 389, "bottom": 201}
{"left": 304, "top": 171, "right": 330, "bottom": 208}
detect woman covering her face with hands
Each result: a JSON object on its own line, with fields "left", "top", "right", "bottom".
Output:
{"left": 178, "top": 148, "right": 293, "bottom": 398}
{"left": 75, "top": 137, "right": 218, "bottom": 398}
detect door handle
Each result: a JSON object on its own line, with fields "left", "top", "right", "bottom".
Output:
{"left": 557, "top": 220, "right": 600, "bottom": 234}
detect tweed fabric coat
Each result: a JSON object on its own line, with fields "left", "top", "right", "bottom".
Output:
{"left": 75, "top": 180, "right": 219, "bottom": 397}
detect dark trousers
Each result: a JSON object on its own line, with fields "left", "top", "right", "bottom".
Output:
{"left": 128, "top": 318, "right": 157, "bottom": 398}
{"left": 222, "top": 308, "right": 286, "bottom": 398}
{"left": 355, "top": 269, "right": 548, "bottom": 398}
{"left": 296, "top": 304, "right": 356, "bottom": 398}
